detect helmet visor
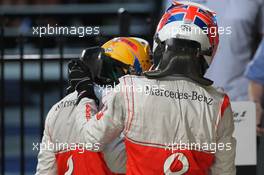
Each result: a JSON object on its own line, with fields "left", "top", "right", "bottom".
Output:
{"left": 97, "top": 52, "right": 130, "bottom": 85}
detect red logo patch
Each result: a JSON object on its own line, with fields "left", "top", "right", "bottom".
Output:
{"left": 96, "top": 112, "right": 104, "bottom": 120}
{"left": 85, "top": 104, "right": 91, "bottom": 121}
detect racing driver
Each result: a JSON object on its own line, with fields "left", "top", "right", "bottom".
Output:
{"left": 69, "top": 1, "right": 236, "bottom": 175}
{"left": 35, "top": 37, "right": 152, "bottom": 175}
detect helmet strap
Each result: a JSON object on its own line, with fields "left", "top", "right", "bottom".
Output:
{"left": 153, "top": 34, "right": 166, "bottom": 67}
{"left": 145, "top": 38, "right": 212, "bottom": 85}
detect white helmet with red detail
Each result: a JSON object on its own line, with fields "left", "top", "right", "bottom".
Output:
{"left": 153, "top": 1, "right": 219, "bottom": 66}
{"left": 145, "top": 1, "right": 219, "bottom": 86}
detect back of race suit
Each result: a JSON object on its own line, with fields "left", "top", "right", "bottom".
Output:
{"left": 35, "top": 91, "right": 126, "bottom": 175}
{"left": 75, "top": 75, "right": 236, "bottom": 175}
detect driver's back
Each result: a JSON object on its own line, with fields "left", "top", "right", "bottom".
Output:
{"left": 118, "top": 75, "right": 236, "bottom": 175}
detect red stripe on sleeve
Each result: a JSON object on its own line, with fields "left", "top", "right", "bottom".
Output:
{"left": 85, "top": 104, "right": 91, "bottom": 121}
{"left": 220, "top": 95, "right": 230, "bottom": 117}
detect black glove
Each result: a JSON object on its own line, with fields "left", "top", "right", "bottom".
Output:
{"left": 67, "top": 47, "right": 102, "bottom": 93}
{"left": 75, "top": 78, "right": 99, "bottom": 105}
{"left": 67, "top": 60, "right": 98, "bottom": 105}
{"left": 67, "top": 59, "right": 89, "bottom": 93}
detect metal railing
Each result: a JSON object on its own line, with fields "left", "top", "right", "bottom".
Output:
{"left": 1, "top": 22, "right": 5, "bottom": 175}
{"left": 0, "top": 3, "right": 153, "bottom": 15}
{"left": 0, "top": 38, "right": 76, "bottom": 175}
{"left": 0, "top": 3, "right": 157, "bottom": 175}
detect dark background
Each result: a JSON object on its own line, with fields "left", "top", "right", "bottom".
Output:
{"left": 0, "top": 0, "right": 163, "bottom": 174}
